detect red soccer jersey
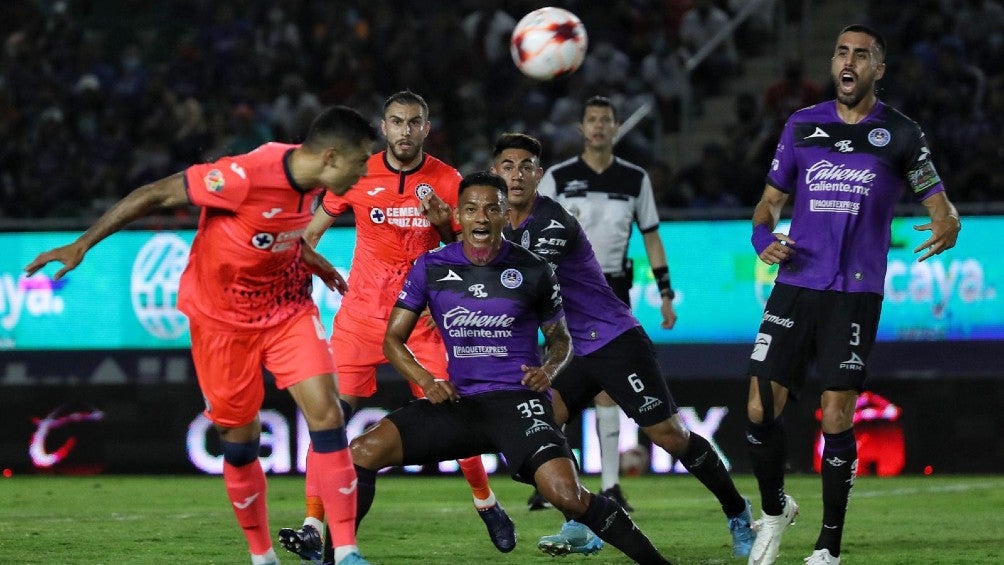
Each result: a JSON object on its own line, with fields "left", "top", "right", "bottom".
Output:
{"left": 321, "top": 151, "right": 461, "bottom": 319}
{"left": 179, "top": 142, "right": 323, "bottom": 329}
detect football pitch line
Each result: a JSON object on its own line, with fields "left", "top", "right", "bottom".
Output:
{"left": 852, "top": 480, "right": 1001, "bottom": 498}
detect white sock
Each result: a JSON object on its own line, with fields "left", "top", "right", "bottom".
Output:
{"left": 473, "top": 490, "right": 497, "bottom": 509}
{"left": 595, "top": 404, "right": 621, "bottom": 491}
{"left": 334, "top": 545, "right": 360, "bottom": 563}
{"left": 303, "top": 516, "right": 324, "bottom": 534}
{"left": 250, "top": 547, "right": 278, "bottom": 565}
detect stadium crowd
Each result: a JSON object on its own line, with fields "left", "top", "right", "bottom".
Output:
{"left": 1, "top": 0, "right": 1001, "bottom": 220}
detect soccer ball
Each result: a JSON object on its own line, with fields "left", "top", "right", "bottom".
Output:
{"left": 510, "top": 7, "right": 588, "bottom": 80}
{"left": 619, "top": 444, "right": 650, "bottom": 476}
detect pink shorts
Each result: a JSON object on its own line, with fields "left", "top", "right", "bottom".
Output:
{"left": 331, "top": 307, "right": 448, "bottom": 398}
{"left": 190, "top": 308, "right": 335, "bottom": 427}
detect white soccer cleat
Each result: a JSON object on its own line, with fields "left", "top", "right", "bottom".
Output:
{"left": 804, "top": 548, "right": 840, "bottom": 565}
{"left": 748, "top": 494, "right": 799, "bottom": 565}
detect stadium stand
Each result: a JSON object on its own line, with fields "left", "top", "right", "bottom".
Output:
{"left": 1, "top": 0, "right": 1000, "bottom": 223}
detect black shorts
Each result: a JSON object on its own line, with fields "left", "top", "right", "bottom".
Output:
{"left": 747, "top": 282, "right": 882, "bottom": 396}
{"left": 552, "top": 326, "right": 677, "bottom": 427}
{"left": 386, "top": 389, "right": 575, "bottom": 484}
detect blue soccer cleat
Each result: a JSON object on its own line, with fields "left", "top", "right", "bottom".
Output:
{"left": 537, "top": 520, "right": 604, "bottom": 556}
{"left": 477, "top": 503, "right": 517, "bottom": 552}
{"left": 728, "top": 497, "right": 755, "bottom": 558}
{"left": 334, "top": 552, "right": 371, "bottom": 565}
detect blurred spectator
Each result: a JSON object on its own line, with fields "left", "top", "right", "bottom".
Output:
{"left": 21, "top": 107, "right": 79, "bottom": 217}
{"left": 679, "top": 0, "right": 740, "bottom": 96}
{"left": 648, "top": 159, "right": 689, "bottom": 209}
{"left": 640, "top": 32, "right": 693, "bottom": 132}
{"left": 580, "top": 41, "right": 633, "bottom": 92}
{"left": 728, "top": 0, "right": 777, "bottom": 56}
{"left": 762, "top": 58, "right": 823, "bottom": 132}
{"left": 271, "top": 73, "right": 322, "bottom": 143}
{"left": 955, "top": 0, "right": 1004, "bottom": 76}
{"left": 0, "top": 0, "right": 1000, "bottom": 221}
{"left": 723, "top": 92, "right": 773, "bottom": 191}
{"left": 222, "top": 103, "right": 273, "bottom": 157}
{"left": 461, "top": 0, "right": 516, "bottom": 66}
{"left": 676, "top": 142, "right": 745, "bottom": 209}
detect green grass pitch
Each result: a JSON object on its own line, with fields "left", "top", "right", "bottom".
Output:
{"left": 2, "top": 473, "right": 1002, "bottom": 564}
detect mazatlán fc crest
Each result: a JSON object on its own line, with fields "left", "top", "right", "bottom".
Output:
{"left": 501, "top": 268, "right": 523, "bottom": 289}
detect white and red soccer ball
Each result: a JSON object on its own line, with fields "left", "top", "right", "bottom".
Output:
{"left": 619, "top": 444, "right": 650, "bottom": 476}
{"left": 510, "top": 7, "right": 588, "bottom": 80}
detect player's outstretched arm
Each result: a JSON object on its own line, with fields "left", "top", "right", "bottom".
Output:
{"left": 913, "top": 192, "right": 961, "bottom": 262}
{"left": 24, "top": 173, "right": 190, "bottom": 280}
{"left": 384, "top": 306, "right": 459, "bottom": 403}
{"left": 303, "top": 205, "right": 337, "bottom": 248}
{"left": 521, "top": 318, "right": 572, "bottom": 392}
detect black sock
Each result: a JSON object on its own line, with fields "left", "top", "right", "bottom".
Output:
{"left": 578, "top": 493, "right": 673, "bottom": 564}
{"left": 338, "top": 398, "right": 356, "bottom": 421}
{"left": 679, "top": 433, "right": 746, "bottom": 517}
{"left": 354, "top": 464, "right": 378, "bottom": 529}
{"left": 747, "top": 417, "right": 787, "bottom": 516}
{"left": 815, "top": 429, "right": 856, "bottom": 556}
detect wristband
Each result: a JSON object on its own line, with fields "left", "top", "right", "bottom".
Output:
{"left": 752, "top": 224, "right": 776, "bottom": 255}
{"left": 652, "top": 266, "right": 675, "bottom": 300}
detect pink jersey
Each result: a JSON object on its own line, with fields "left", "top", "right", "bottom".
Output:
{"left": 321, "top": 152, "right": 461, "bottom": 319}
{"left": 180, "top": 143, "right": 323, "bottom": 330}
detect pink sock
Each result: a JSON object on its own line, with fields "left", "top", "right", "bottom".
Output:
{"left": 311, "top": 447, "right": 358, "bottom": 548}
{"left": 223, "top": 460, "right": 272, "bottom": 554}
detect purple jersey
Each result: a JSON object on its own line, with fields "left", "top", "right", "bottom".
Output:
{"left": 396, "top": 240, "right": 564, "bottom": 396}
{"left": 767, "top": 100, "right": 945, "bottom": 294}
{"left": 504, "top": 195, "right": 639, "bottom": 356}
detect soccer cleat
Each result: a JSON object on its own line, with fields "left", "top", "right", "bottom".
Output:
{"left": 537, "top": 520, "right": 605, "bottom": 556}
{"left": 804, "top": 549, "right": 840, "bottom": 565}
{"left": 728, "top": 498, "right": 755, "bottom": 558}
{"left": 527, "top": 487, "right": 553, "bottom": 511}
{"left": 335, "top": 552, "right": 371, "bottom": 565}
{"left": 277, "top": 524, "right": 323, "bottom": 565}
{"left": 599, "top": 484, "right": 634, "bottom": 512}
{"left": 748, "top": 494, "right": 799, "bottom": 565}
{"left": 477, "top": 503, "right": 517, "bottom": 553}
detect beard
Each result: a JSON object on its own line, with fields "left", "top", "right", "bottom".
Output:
{"left": 836, "top": 88, "right": 867, "bottom": 108}
{"left": 833, "top": 74, "right": 874, "bottom": 109}
{"left": 389, "top": 142, "right": 420, "bottom": 164}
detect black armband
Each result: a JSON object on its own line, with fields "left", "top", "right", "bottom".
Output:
{"left": 652, "top": 266, "right": 674, "bottom": 299}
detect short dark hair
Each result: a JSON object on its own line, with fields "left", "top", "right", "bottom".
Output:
{"left": 583, "top": 95, "right": 618, "bottom": 122}
{"left": 303, "top": 106, "right": 377, "bottom": 151}
{"left": 459, "top": 171, "right": 508, "bottom": 198}
{"left": 839, "top": 24, "right": 886, "bottom": 60}
{"left": 493, "top": 132, "right": 542, "bottom": 158}
{"left": 383, "top": 90, "right": 429, "bottom": 119}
